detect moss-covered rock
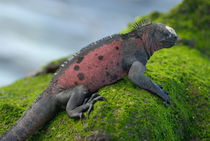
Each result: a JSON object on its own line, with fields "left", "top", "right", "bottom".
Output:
{"left": 0, "top": 0, "right": 210, "bottom": 140}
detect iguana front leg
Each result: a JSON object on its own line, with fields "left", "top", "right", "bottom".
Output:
{"left": 128, "top": 61, "right": 170, "bottom": 103}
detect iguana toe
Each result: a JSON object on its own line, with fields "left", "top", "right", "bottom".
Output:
{"left": 85, "top": 94, "right": 107, "bottom": 116}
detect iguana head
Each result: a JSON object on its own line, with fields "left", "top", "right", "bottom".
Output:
{"left": 147, "top": 23, "right": 178, "bottom": 48}
{"left": 132, "top": 20, "right": 178, "bottom": 56}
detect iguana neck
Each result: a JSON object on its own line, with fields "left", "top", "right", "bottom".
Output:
{"left": 127, "top": 29, "right": 161, "bottom": 58}
{"left": 141, "top": 31, "right": 161, "bottom": 57}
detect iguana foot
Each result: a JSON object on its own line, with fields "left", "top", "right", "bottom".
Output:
{"left": 162, "top": 94, "right": 171, "bottom": 104}
{"left": 155, "top": 84, "right": 170, "bottom": 104}
{"left": 155, "top": 84, "right": 170, "bottom": 103}
{"left": 155, "top": 83, "right": 169, "bottom": 95}
{"left": 84, "top": 93, "right": 107, "bottom": 116}
{"left": 65, "top": 89, "right": 106, "bottom": 119}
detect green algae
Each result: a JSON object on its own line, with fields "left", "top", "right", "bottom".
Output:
{"left": 0, "top": 0, "right": 210, "bottom": 140}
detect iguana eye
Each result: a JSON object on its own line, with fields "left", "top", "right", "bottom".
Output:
{"left": 163, "top": 32, "right": 170, "bottom": 37}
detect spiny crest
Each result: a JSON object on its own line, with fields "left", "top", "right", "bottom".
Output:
{"left": 131, "top": 19, "right": 152, "bottom": 31}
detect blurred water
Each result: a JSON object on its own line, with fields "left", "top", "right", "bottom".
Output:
{"left": 0, "top": 0, "right": 182, "bottom": 86}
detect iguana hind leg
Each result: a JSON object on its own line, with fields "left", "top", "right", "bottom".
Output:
{"left": 56, "top": 85, "right": 106, "bottom": 119}
{"left": 67, "top": 92, "right": 106, "bottom": 119}
{"left": 128, "top": 61, "right": 170, "bottom": 103}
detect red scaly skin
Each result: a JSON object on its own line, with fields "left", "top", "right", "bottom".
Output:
{"left": 56, "top": 40, "right": 127, "bottom": 92}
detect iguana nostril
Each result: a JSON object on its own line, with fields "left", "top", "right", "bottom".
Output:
{"left": 172, "top": 35, "right": 178, "bottom": 41}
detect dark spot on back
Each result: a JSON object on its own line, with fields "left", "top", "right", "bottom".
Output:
{"left": 115, "top": 46, "right": 119, "bottom": 50}
{"left": 74, "top": 65, "right": 80, "bottom": 71}
{"left": 116, "top": 62, "right": 119, "bottom": 66}
{"left": 105, "top": 67, "right": 108, "bottom": 70}
{"left": 98, "top": 55, "right": 104, "bottom": 60}
{"left": 77, "top": 73, "right": 85, "bottom": 81}
{"left": 102, "top": 80, "right": 105, "bottom": 83}
{"left": 74, "top": 82, "right": 78, "bottom": 85}
{"left": 77, "top": 56, "right": 84, "bottom": 63}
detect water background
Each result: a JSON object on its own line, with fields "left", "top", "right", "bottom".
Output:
{"left": 0, "top": 0, "right": 182, "bottom": 86}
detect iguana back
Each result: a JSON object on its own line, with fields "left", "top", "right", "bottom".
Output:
{"left": 54, "top": 34, "right": 127, "bottom": 92}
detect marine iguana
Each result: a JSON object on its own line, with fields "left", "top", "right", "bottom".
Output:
{"left": 0, "top": 21, "right": 177, "bottom": 141}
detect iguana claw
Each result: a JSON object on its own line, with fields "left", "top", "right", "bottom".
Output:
{"left": 85, "top": 94, "right": 107, "bottom": 117}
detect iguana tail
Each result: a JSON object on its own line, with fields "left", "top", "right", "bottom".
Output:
{"left": 0, "top": 92, "right": 58, "bottom": 141}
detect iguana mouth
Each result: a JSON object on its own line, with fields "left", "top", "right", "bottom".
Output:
{"left": 162, "top": 41, "right": 176, "bottom": 48}
{"left": 161, "top": 35, "right": 178, "bottom": 48}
